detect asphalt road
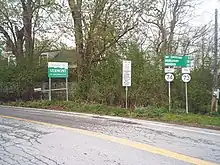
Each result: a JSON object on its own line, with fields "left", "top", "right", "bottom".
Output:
{"left": 0, "top": 106, "right": 220, "bottom": 165}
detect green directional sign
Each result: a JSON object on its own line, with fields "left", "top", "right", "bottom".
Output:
{"left": 48, "top": 62, "right": 68, "bottom": 78}
{"left": 164, "top": 55, "right": 191, "bottom": 67}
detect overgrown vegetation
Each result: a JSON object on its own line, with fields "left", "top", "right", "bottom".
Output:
{"left": 0, "top": 58, "right": 47, "bottom": 101}
{"left": 71, "top": 43, "right": 213, "bottom": 113}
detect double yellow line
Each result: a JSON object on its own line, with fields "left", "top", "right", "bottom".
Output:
{"left": 0, "top": 115, "right": 218, "bottom": 165}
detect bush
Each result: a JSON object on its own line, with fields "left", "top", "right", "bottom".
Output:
{"left": 135, "top": 106, "right": 168, "bottom": 118}
{"left": 0, "top": 58, "right": 47, "bottom": 102}
{"left": 209, "top": 111, "right": 220, "bottom": 117}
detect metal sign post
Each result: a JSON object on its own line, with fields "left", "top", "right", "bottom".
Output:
{"left": 49, "top": 78, "right": 52, "bottom": 101}
{"left": 185, "top": 82, "right": 188, "bottom": 114}
{"left": 122, "top": 60, "right": 131, "bottom": 109}
{"left": 125, "top": 86, "right": 128, "bottom": 109}
{"left": 66, "top": 78, "right": 69, "bottom": 101}
{"left": 168, "top": 81, "right": 171, "bottom": 112}
{"left": 165, "top": 73, "right": 174, "bottom": 112}
{"left": 182, "top": 73, "right": 191, "bottom": 114}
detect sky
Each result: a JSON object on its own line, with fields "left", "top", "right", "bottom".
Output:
{"left": 192, "top": 0, "right": 220, "bottom": 26}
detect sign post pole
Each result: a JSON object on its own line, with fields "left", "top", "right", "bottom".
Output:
{"left": 66, "top": 78, "right": 68, "bottom": 101}
{"left": 168, "top": 81, "right": 171, "bottom": 112}
{"left": 49, "top": 78, "right": 51, "bottom": 101}
{"left": 125, "top": 86, "right": 128, "bottom": 109}
{"left": 185, "top": 82, "right": 188, "bottom": 114}
{"left": 181, "top": 70, "right": 191, "bottom": 114}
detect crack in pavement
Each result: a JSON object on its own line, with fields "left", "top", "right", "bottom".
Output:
{"left": 0, "top": 118, "right": 60, "bottom": 165}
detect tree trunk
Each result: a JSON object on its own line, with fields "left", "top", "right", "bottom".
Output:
{"left": 211, "top": 96, "right": 217, "bottom": 112}
{"left": 21, "top": 0, "right": 33, "bottom": 57}
{"left": 68, "top": 0, "right": 93, "bottom": 100}
{"left": 15, "top": 26, "right": 24, "bottom": 57}
{"left": 68, "top": 0, "right": 84, "bottom": 77}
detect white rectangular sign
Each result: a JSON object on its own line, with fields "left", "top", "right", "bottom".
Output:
{"left": 48, "top": 62, "right": 68, "bottom": 69}
{"left": 165, "top": 68, "right": 175, "bottom": 73}
{"left": 34, "top": 88, "right": 42, "bottom": 92}
{"left": 122, "top": 60, "right": 131, "bottom": 87}
{"left": 182, "top": 67, "right": 191, "bottom": 74}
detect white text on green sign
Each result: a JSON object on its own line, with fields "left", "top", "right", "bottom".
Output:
{"left": 164, "top": 55, "right": 191, "bottom": 67}
{"left": 48, "top": 62, "right": 68, "bottom": 78}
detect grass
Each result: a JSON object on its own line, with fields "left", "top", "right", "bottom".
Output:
{"left": 1, "top": 100, "right": 220, "bottom": 129}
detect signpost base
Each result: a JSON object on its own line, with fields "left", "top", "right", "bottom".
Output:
{"left": 125, "top": 86, "right": 128, "bottom": 109}
{"left": 49, "top": 78, "right": 51, "bottom": 101}
{"left": 168, "top": 82, "right": 171, "bottom": 112}
{"left": 66, "top": 78, "right": 69, "bottom": 101}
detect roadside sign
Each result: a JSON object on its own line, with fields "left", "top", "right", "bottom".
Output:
{"left": 8, "top": 55, "right": 16, "bottom": 65}
{"left": 122, "top": 60, "right": 131, "bottom": 87}
{"left": 182, "top": 67, "right": 191, "bottom": 74}
{"left": 48, "top": 62, "right": 68, "bottom": 78}
{"left": 48, "top": 62, "right": 69, "bottom": 102}
{"left": 182, "top": 74, "right": 191, "bottom": 83}
{"left": 165, "top": 68, "right": 175, "bottom": 73}
{"left": 214, "top": 89, "right": 220, "bottom": 99}
{"left": 165, "top": 73, "right": 174, "bottom": 82}
{"left": 164, "top": 55, "right": 191, "bottom": 67}
{"left": 34, "top": 88, "right": 42, "bottom": 92}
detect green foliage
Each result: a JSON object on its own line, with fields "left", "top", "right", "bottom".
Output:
{"left": 135, "top": 106, "right": 168, "bottom": 118}
{"left": 0, "top": 58, "right": 47, "bottom": 101}
{"left": 161, "top": 113, "right": 220, "bottom": 127}
{"left": 209, "top": 111, "right": 220, "bottom": 117}
{"left": 84, "top": 50, "right": 123, "bottom": 105}
{"left": 188, "top": 68, "right": 212, "bottom": 114}
{"left": 70, "top": 42, "right": 213, "bottom": 115}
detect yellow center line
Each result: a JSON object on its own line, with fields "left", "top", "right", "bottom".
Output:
{"left": 0, "top": 115, "right": 218, "bottom": 165}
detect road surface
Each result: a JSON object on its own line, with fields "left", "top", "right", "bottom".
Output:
{"left": 0, "top": 105, "right": 219, "bottom": 165}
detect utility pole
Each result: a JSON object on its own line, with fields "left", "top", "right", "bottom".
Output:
{"left": 211, "top": 9, "right": 219, "bottom": 112}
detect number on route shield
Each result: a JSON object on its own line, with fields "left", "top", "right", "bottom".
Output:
{"left": 182, "top": 74, "right": 191, "bottom": 83}
{"left": 165, "top": 73, "right": 174, "bottom": 82}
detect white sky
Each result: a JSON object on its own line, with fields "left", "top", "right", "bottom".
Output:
{"left": 191, "top": 0, "right": 220, "bottom": 26}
